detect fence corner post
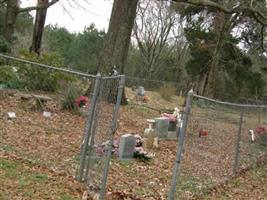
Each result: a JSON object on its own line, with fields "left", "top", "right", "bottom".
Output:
{"left": 168, "top": 89, "right": 194, "bottom": 200}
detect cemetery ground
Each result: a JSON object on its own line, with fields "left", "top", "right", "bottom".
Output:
{"left": 0, "top": 157, "right": 266, "bottom": 200}
{"left": 0, "top": 88, "right": 266, "bottom": 199}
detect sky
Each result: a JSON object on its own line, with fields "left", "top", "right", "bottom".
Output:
{"left": 21, "top": 0, "right": 113, "bottom": 33}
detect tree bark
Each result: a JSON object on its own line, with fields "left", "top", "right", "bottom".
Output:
{"left": 3, "top": 0, "right": 58, "bottom": 46}
{"left": 4, "top": 0, "right": 19, "bottom": 43}
{"left": 97, "top": 0, "right": 138, "bottom": 104}
{"left": 97, "top": 0, "right": 138, "bottom": 74}
{"left": 204, "top": 11, "right": 231, "bottom": 98}
{"left": 196, "top": 71, "right": 208, "bottom": 96}
{"left": 30, "top": 0, "right": 48, "bottom": 55}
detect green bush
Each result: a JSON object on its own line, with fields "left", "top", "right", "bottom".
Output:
{"left": 159, "top": 83, "right": 176, "bottom": 101}
{"left": 61, "top": 83, "right": 84, "bottom": 111}
{"left": 0, "top": 66, "right": 23, "bottom": 89}
{"left": 17, "top": 51, "right": 68, "bottom": 92}
{"left": 0, "top": 36, "right": 10, "bottom": 53}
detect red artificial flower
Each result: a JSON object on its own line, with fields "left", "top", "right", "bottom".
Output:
{"left": 75, "top": 95, "right": 89, "bottom": 107}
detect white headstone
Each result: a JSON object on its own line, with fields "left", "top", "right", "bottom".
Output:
{"left": 43, "top": 111, "right": 52, "bottom": 118}
{"left": 7, "top": 112, "right": 16, "bottom": 119}
{"left": 118, "top": 134, "right": 136, "bottom": 159}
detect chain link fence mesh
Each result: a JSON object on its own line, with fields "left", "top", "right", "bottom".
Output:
{"left": 81, "top": 77, "right": 122, "bottom": 199}
{"left": 239, "top": 107, "right": 267, "bottom": 170}
{"left": 0, "top": 55, "right": 93, "bottom": 176}
{"left": 172, "top": 94, "right": 267, "bottom": 199}
{"left": 125, "top": 76, "right": 187, "bottom": 114}
{"left": 0, "top": 54, "right": 123, "bottom": 199}
{"left": 1, "top": 54, "right": 267, "bottom": 199}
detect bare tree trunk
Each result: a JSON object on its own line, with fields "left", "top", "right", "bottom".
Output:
{"left": 97, "top": 0, "right": 138, "bottom": 104}
{"left": 30, "top": 0, "right": 48, "bottom": 55}
{"left": 204, "top": 11, "right": 231, "bottom": 98}
{"left": 196, "top": 71, "right": 208, "bottom": 96}
{"left": 97, "top": 0, "right": 138, "bottom": 74}
{"left": 4, "top": 0, "right": 18, "bottom": 43}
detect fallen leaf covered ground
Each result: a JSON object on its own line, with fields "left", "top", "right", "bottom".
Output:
{"left": 0, "top": 88, "right": 266, "bottom": 199}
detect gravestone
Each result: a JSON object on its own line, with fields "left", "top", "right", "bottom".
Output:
{"left": 7, "top": 112, "right": 16, "bottom": 119}
{"left": 43, "top": 111, "right": 52, "bottom": 118}
{"left": 118, "top": 134, "right": 136, "bottom": 159}
{"left": 155, "top": 117, "right": 170, "bottom": 139}
{"left": 137, "top": 86, "right": 145, "bottom": 96}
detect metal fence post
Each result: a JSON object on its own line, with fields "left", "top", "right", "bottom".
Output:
{"left": 233, "top": 109, "right": 244, "bottom": 175}
{"left": 168, "top": 89, "right": 194, "bottom": 200}
{"left": 99, "top": 75, "right": 125, "bottom": 200}
{"left": 77, "top": 73, "right": 101, "bottom": 182}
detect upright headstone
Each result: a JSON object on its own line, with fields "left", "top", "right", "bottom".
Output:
{"left": 155, "top": 117, "right": 170, "bottom": 139}
{"left": 137, "top": 86, "right": 145, "bottom": 96}
{"left": 118, "top": 134, "right": 136, "bottom": 159}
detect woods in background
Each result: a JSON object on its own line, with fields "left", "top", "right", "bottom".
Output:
{"left": 0, "top": 0, "right": 266, "bottom": 103}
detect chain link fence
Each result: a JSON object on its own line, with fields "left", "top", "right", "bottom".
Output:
{"left": 1, "top": 53, "right": 266, "bottom": 199}
{"left": 0, "top": 54, "right": 124, "bottom": 199}
{"left": 125, "top": 76, "right": 187, "bottom": 113}
{"left": 76, "top": 75, "right": 125, "bottom": 199}
{"left": 169, "top": 91, "right": 267, "bottom": 199}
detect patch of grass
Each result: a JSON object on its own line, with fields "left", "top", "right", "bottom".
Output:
{"left": 24, "top": 189, "right": 35, "bottom": 198}
{"left": 29, "top": 173, "right": 48, "bottom": 183}
{"left": 0, "top": 157, "right": 81, "bottom": 199}
{"left": 18, "top": 178, "right": 27, "bottom": 189}
{"left": 159, "top": 83, "right": 176, "bottom": 101}
{"left": 59, "top": 195, "right": 77, "bottom": 200}
{"left": 2, "top": 144, "right": 14, "bottom": 152}
{"left": 0, "top": 159, "right": 17, "bottom": 170}
{"left": 0, "top": 159, "right": 18, "bottom": 179}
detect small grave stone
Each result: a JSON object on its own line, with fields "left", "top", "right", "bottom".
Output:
{"left": 43, "top": 111, "right": 52, "bottom": 118}
{"left": 155, "top": 117, "right": 169, "bottom": 138}
{"left": 144, "top": 119, "right": 155, "bottom": 137}
{"left": 118, "top": 134, "right": 136, "bottom": 159}
{"left": 7, "top": 112, "right": 16, "bottom": 119}
{"left": 137, "top": 86, "right": 145, "bottom": 96}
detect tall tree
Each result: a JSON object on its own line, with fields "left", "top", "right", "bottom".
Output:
{"left": 173, "top": 0, "right": 267, "bottom": 98}
{"left": 97, "top": 0, "right": 138, "bottom": 74}
{"left": 30, "top": 0, "right": 49, "bottom": 55}
{"left": 4, "top": 0, "right": 17, "bottom": 42}
{"left": 3, "top": 0, "right": 58, "bottom": 43}
{"left": 97, "top": 0, "right": 138, "bottom": 104}
{"left": 133, "top": 0, "right": 181, "bottom": 79}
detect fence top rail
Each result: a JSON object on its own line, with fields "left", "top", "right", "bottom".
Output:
{"left": 193, "top": 94, "right": 267, "bottom": 109}
{"left": 0, "top": 53, "right": 123, "bottom": 80}
{"left": 126, "top": 76, "right": 180, "bottom": 85}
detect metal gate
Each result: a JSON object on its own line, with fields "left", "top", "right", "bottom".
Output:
{"left": 76, "top": 73, "right": 125, "bottom": 199}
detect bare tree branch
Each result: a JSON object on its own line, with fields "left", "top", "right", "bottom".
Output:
{"left": 19, "top": 0, "right": 59, "bottom": 13}
{"left": 133, "top": 0, "right": 182, "bottom": 78}
{"left": 172, "top": 0, "right": 267, "bottom": 25}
